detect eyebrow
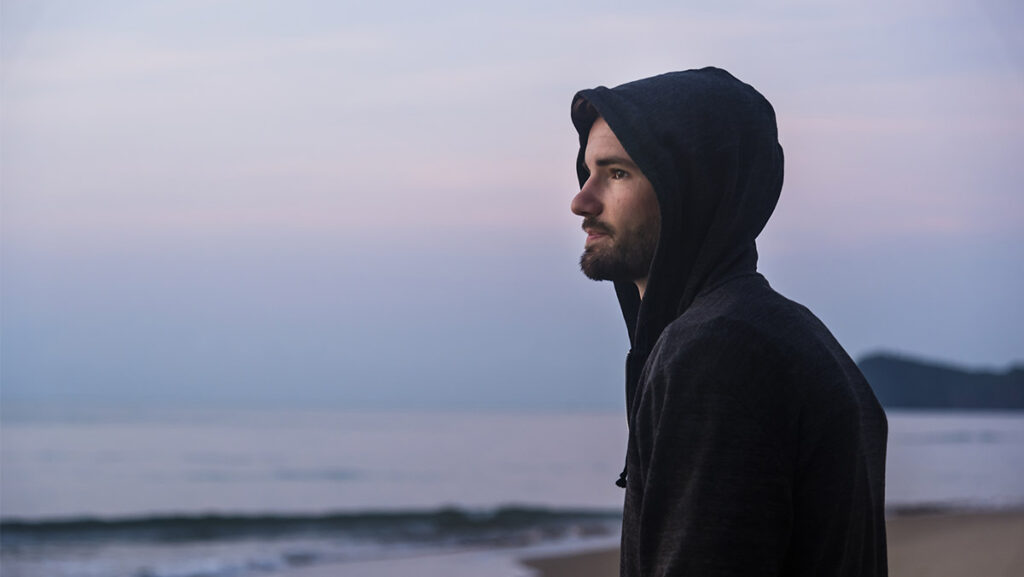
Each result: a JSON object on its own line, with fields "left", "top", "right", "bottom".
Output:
{"left": 594, "top": 156, "right": 639, "bottom": 169}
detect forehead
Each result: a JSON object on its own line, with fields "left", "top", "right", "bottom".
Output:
{"left": 585, "top": 117, "right": 632, "bottom": 164}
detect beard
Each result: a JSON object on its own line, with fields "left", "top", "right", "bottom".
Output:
{"left": 579, "top": 217, "right": 658, "bottom": 282}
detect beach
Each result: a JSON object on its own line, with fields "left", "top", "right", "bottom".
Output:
{"left": 3, "top": 409, "right": 1022, "bottom": 576}
{"left": 521, "top": 510, "right": 1024, "bottom": 577}
{"left": 245, "top": 509, "right": 1024, "bottom": 576}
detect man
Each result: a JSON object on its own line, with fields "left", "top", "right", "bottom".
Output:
{"left": 570, "top": 68, "right": 888, "bottom": 576}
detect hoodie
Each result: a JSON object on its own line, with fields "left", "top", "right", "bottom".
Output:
{"left": 571, "top": 68, "right": 888, "bottom": 576}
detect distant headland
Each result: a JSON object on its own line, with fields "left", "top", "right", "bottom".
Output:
{"left": 858, "top": 352, "right": 1024, "bottom": 410}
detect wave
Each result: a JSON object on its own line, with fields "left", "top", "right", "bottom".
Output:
{"left": 1, "top": 505, "right": 621, "bottom": 547}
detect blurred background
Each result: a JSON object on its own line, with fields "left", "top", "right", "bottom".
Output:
{"left": 2, "top": 1, "right": 1022, "bottom": 576}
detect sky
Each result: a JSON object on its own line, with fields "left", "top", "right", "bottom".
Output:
{"left": 2, "top": 0, "right": 1022, "bottom": 410}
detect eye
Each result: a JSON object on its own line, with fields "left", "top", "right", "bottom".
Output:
{"left": 610, "top": 168, "right": 628, "bottom": 180}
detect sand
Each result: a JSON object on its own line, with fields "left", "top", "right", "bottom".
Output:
{"left": 520, "top": 510, "right": 1024, "bottom": 577}
{"left": 522, "top": 548, "right": 620, "bottom": 577}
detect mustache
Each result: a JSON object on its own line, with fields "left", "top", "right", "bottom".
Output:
{"left": 582, "top": 217, "right": 614, "bottom": 236}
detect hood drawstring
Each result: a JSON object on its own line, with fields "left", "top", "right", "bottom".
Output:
{"left": 616, "top": 348, "right": 645, "bottom": 488}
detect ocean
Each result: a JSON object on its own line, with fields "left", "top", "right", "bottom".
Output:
{"left": 2, "top": 406, "right": 1023, "bottom": 576}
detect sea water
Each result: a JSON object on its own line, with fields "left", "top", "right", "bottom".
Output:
{"left": 0, "top": 407, "right": 627, "bottom": 577}
{"left": 885, "top": 410, "right": 1024, "bottom": 509}
{"left": 2, "top": 406, "right": 1023, "bottom": 576}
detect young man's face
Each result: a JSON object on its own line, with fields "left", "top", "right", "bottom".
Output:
{"left": 571, "top": 116, "right": 660, "bottom": 291}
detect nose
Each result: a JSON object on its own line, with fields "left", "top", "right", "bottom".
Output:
{"left": 571, "top": 179, "right": 602, "bottom": 217}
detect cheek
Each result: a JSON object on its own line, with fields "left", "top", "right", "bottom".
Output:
{"left": 646, "top": 196, "right": 662, "bottom": 230}
{"left": 636, "top": 186, "right": 661, "bottom": 230}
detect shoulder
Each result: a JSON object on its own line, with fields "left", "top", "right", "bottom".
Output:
{"left": 650, "top": 277, "right": 797, "bottom": 387}
{"left": 671, "top": 275, "right": 859, "bottom": 377}
{"left": 644, "top": 313, "right": 790, "bottom": 414}
{"left": 634, "top": 306, "right": 796, "bottom": 474}
{"left": 646, "top": 275, "right": 872, "bottom": 419}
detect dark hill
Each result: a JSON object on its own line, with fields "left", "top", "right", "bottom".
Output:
{"left": 858, "top": 352, "right": 1024, "bottom": 410}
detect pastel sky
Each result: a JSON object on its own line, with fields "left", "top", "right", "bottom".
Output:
{"left": 2, "top": 0, "right": 1022, "bottom": 409}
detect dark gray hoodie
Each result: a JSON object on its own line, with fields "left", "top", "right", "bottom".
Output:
{"left": 571, "top": 68, "right": 888, "bottom": 576}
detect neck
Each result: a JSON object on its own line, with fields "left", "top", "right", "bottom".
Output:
{"left": 635, "top": 278, "right": 648, "bottom": 299}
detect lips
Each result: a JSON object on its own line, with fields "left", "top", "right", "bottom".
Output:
{"left": 582, "top": 218, "right": 613, "bottom": 243}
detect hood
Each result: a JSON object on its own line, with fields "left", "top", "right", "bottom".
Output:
{"left": 571, "top": 67, "right": 784, "bottom": 355}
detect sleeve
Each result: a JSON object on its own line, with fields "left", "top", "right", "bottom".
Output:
{"left": 627, "top": 321, "right": 796, "bottom": 577}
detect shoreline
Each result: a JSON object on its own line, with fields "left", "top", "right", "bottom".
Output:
{"left": 520, "top": 509, "right": 1024, "bottom": 577}
{"left": 177, "top": 508, "right": 1024, "bottom": 576}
